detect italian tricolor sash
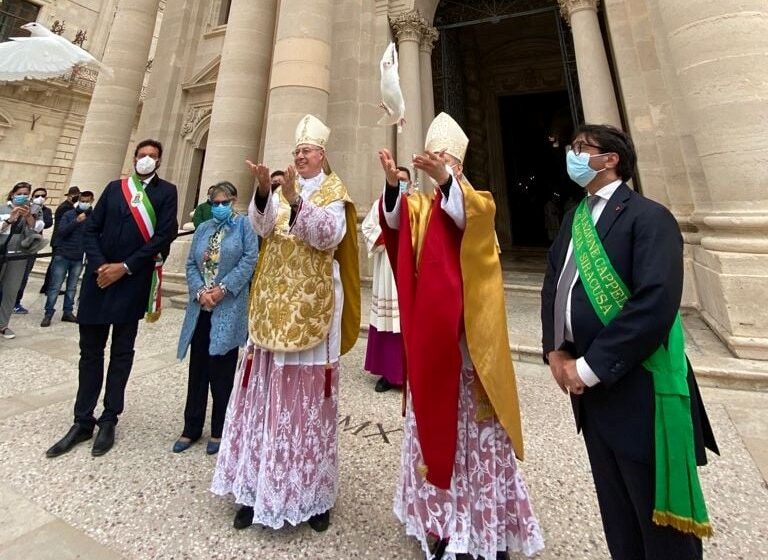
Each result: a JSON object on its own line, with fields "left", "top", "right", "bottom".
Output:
{"left": 121, "top": 174, "right": 163, "bottom": 323}
{"left": 572, "top": 198, "right": 712, "bottom": 538}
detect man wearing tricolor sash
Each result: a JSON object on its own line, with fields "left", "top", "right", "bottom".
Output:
{"left": 541, "top": 124, "right": 719, "bottom": 559}
{"left": 380, "top": 113, "right": 544, "bottom": 560}
{"left": 47, "top": 139, "right": 178, "bottom": 459}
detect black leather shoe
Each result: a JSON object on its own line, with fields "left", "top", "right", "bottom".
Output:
{"left": 92, "top": 422, "right": 115, "bottom": 456}
{"left": 233, "top": 505, "right": 254, "bottom": 530}
{"left": 40, "top": 316, "right": 52, "bottom": 327}
{"left": 46, "top": 424, "right": 93, "bottom": 458}
{"left": 430, "top": 538, "right": 449, "bottom": 560}
{"left": 374, "top": 377, "right": 393, "bottom": 393}
{"left": 61, "top": 313, "right": 78, "bottom": 323}
{"left": 308, "top": 510, "right": 330, "bottom": 532}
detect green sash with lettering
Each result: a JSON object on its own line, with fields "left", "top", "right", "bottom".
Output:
{"left": 572, "top": 198, "right": 712, "bottom": 538}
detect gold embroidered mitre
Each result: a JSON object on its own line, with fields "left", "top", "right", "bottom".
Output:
{"left": 295, "top": 114, "right": 331, "bottom": 149}
{"left": 424, "top": 112, "right": 469, "bottom": 162}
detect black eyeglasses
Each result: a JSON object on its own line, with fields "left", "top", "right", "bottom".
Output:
{"left": 572, "top": 141, "right": 604, "bottom": 155}
{"left": 211, "top": 200, "right": 231, "bottom": 207}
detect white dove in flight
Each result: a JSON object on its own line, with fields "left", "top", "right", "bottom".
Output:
{"left": 377, "top": 42, "right": 406, "bottom": 134}
{"left": 0, "top": 22, "right": 113, "bottom": 82}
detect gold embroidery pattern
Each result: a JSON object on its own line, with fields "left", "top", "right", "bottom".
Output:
{"left": 248, "top": 174, "right": 349, "bottom": 352}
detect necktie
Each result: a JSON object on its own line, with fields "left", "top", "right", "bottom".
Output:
{"left": 553, "top": 195, "right": 599, "bottom": 350}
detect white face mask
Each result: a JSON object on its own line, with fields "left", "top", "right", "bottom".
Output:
{"left": 135, "top": 155, "right": 157, "bottom": 176}
{"left": 32, "top": 196, "right": 45, "bottom": 205}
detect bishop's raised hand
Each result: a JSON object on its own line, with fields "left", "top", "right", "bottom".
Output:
{"left": 246, "top": 160, "right": 271, "bottom": 197}
{"left": 378, "top": 149, "right": 399, "bottom": 188}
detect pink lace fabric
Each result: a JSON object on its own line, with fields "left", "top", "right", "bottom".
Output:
{"left": 395, "top": 367, "right": 545, "bottom": 559}
{"left": 211, "top": 345, "right": 340, "bottom": 529}
{"left": 290, "top": 198, "right": 347, "bottom": 251}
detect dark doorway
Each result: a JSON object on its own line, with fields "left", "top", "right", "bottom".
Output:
{"left": 431, "top": 1, "right": 584, "bottom": 251}
{"left": 498, "top": 91, "right": 580, "bottom": 248}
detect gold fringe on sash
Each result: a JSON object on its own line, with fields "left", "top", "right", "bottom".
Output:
{"left": 652, "top": 510, "right": 714, "bottom": 539}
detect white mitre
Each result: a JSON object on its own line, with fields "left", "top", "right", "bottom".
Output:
{"left": 424, "top": 112, "right": 469, "bottom": 162}
{"left": 295, "top": 114, "right": 331, "bottom": 149}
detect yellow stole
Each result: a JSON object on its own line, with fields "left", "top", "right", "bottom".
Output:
{"left": 248, "top": 173, "right": 360, "bottom": 355}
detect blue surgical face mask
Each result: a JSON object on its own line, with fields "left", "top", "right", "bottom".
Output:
{"left": 78, "top": 202, "right": 92, "bottom": 211}
{"left": 566, "top": 149, "right": 606, "bottom": 188}
{"left": 212, "top": 203, "right": 232, "bottom": 222}
{"left": 398, "top": 180, "right": 409, "bottom": 194}
{"left": 12, "top": 194, "right": 29, "bottom": 206}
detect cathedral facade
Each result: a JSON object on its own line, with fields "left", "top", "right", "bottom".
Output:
{"left": 0, "top": 0, "right": 766, "bottom": 360}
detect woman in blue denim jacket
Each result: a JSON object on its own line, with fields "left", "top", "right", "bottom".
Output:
{"left": 174, "top": 181, "right": 259, "bottom": 455}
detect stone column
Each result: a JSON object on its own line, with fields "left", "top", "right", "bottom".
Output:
{"left": 391, "top": 10, "right": 425, "bottom": 181}
{"left": 261, "top": 0, "right": 334, "bottom": 169}
{"left": 69, "top": 0, "right": 161, "bottom": 192}
{"left": 654, "top": 0, "right": 768, "bottom": 359}
{"left": 419, "top": 25, "right": 439, "bottom": 136}
{"left": 199, "top": 0, "right": 277, "bottom": 210}
{"left": 559, "top": 0, "right": 621, "bottom": 127}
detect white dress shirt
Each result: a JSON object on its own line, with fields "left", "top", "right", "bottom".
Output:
{"left": 558, "top": 179, "right": 623, "bottom": 387}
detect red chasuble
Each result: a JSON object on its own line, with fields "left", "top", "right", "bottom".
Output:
{"left": 380, "top": 191, "right": 465, "bottom": 489}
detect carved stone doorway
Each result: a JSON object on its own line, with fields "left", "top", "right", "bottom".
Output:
{"left": 183, "top": 131, "right": 208, "bottom": 223}
{"left": 432, "top": 0, "right": 583, "bottom": 251}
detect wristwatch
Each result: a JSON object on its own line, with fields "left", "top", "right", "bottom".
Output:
{"left": 122, "top": 262, "right": 133, "bottom": 275}
{"left": 218, "top": 283, "right": 228, "bottom": 296}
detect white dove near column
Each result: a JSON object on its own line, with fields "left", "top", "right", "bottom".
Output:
{"left": 377, "top": 42, "right": 406, "bottom": 134}
{"left": 0, "top": 22, "right": 113, "bottom": 82}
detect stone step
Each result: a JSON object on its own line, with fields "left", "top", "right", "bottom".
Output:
{"left": 361, "top": 274, "right": 544, "bottom": 295}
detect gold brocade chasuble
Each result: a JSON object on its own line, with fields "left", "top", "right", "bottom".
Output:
{"left": 248, "top": 173, "right": 360, "bottom": 354}
{"left": 403, "top": 179, "right": 525, "bottom": 461}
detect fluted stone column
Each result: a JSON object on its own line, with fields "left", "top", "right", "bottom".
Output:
{"left": 419, "top": 25, "right": 439, "bottom": 136}
{"left": 261, "top": 0, "right": 334, "bottom": 169}
{"left": 655, "top": 0, "right": 768, "bottom": 359}
{"left": 559, "top": 0, "right": 621, "bottom": 127}
{"left": 391, "top": 11, "right": 425, "bottom": 180}
{"left": 69, "top": 0, "right": 161, "bottom": 192}
{"left": 199, "top": 0, "right": 277, "bottom": 210}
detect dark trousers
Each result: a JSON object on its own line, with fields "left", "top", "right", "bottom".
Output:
{"left": 74, "top": 322, "right": 140, "bottom": 429}
{"left": 582, "top": 421, "right": 703, "bottom": 560}
{"left": 14, "top": 255, "right": 35, "bottom": 307}
{"left": 39, "top": 257, "right": 54, "bottom": 294}
{"left": 183, "top": 311, "right": 238, "bottom": 440}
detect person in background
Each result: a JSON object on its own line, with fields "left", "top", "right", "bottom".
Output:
{"left": 192, "top": 186, "right": 215, "bottom": 228}
{"left": 40, "top": 186, "right": 81, "bottom": 295}
{"left": 41, "top": 191, "right": 95, "bottom": 327}
{"left": 360, "top": 165, "right": 411, "bottom": 393}
{"left": 0, "top": 182, "right": 42, "bottom": 339}
{"left": 14, "top": 186, "right": 53, "bottom": 313}
{"left": 174, "top": 181, "right": 259, "bottom": 456}
{"left": 270, "top": 170, "right": 285, "bottom": 192}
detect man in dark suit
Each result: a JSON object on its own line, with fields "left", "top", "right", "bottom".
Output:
{"left": 541, "top": 124, "right": 718, "bottom": 559}
{"left": 47, "top": 139, "right": 178, "bottom": 458}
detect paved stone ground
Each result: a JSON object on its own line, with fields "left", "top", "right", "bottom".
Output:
{"left": 1, "top": 277, "right": 767, "bottom": 559}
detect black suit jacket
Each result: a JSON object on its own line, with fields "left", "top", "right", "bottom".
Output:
{"left": 78, "top": 176, "right": 178, "bottom": 325}
{"left": 541, "top": 183, "right": 717, "bottom": 464}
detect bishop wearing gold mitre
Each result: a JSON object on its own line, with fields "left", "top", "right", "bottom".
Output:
{"left": 211, "top": 114, "right": 360, "bottom": 534}
{"left": 378, "top": 113, "right": 544, "bottom": 560}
